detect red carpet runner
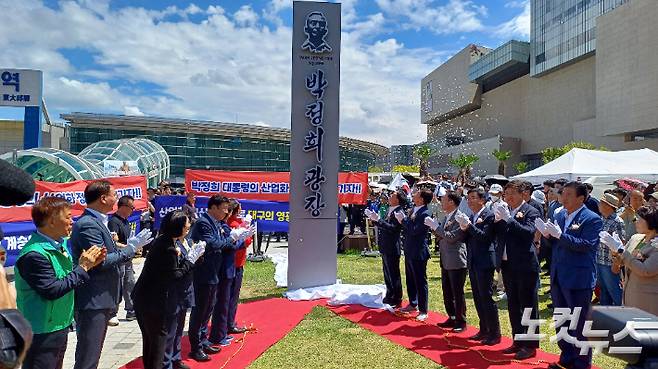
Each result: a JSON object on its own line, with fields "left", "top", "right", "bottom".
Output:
{"left": 121, "top": 298, "right": 598, "bottom": 369}
{"left": 330, "top": 303, "right": 590, "bottom": 369}
{"left": 119, "top": 298, "right": 320, "bottom": 369}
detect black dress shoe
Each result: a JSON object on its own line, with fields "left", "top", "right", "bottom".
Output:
{"left": 452, "top": 324, "right": 466, "bottom": 333}
{"left": 468, "top": 332, "right": 486, "bottom": 341}
{"left": 501, "top": 344, "right": 520, "bottom": 354}
{"left": 229, "top": 326, "right": 248, "bottom": 334}
{"left": 173, "top": 361, "right": 191, "bottom": 369}
{"left": 437, "top": 318, "right": 455, "bottom": 328}
{"left": 481, "top": 336, "right": 501, "bottom": 346}
{"left": 514, "top": 347, "right": 537, "bottom": 360}
{"left": 203, "top": 345, "right": 221, "bottom": 355}
{"left": 382, "top": 297, "right": 392, "bottom": 305}
{"left": 189, "top": 351, "right": 211, "bottom": 362}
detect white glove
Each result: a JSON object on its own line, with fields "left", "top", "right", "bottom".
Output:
{"left": 651, "top": 237, "right": 658, "bottom": 248}
{"left": 394, "top": 211, "right": 405, "bottom": 223}
{"left": 230, "top": 228, "right": 248, "bottom": 242}
{"left": 423, "top": 217, "right": 440, "bottom": 231}
{"left": 364, "top": 208, "right": 373, "bottom": 217}
{"left": 546, "top": 220, "right": 562, "bottom": 239}
{"left": 243, "top": 214, "right": 253, "bottom": 225}
{"left": 127, "top": 229, "right": 153, "bottom": 252}
{"left": 600, "top": 231, "right": 623, "bottom": 253}
{"left": 186, "top": 241, "right": 206, "bottom": 264}
{"left": 243, "top": 225, "right": 256, "bottom": 240}
{"left": 493, "top": 205, "right": 510, "bottom": 222}
{"left": 454, "top": 212, "right": 471, "bottom": 229}
{"left": 369, "top": 212, "right": 380, "bottom": 222}
{"left": 534, "top": 218, "right": 549, "bottom": 237}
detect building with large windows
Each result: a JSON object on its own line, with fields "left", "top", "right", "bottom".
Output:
{"left": 64, "top": 113, "right": 389, "bottom": 182}
{"left": 421, "top": 0, "right": 656, "bottom": 176}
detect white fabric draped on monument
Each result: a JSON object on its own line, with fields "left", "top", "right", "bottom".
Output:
{"left": 271, "top": 253, "right": 387, "bottom": 309}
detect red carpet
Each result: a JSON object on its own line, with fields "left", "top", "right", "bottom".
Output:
{"left": 119, "top": 298, "right": 321, "bottom": 369}
{"left": 329, "top": 304, "right": 584, "bottom": 369}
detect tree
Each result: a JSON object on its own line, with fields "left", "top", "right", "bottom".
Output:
{"left": 541, "top": 141, "right": 608, "bottom": 164}
{"left": 515, "top": 161, "right": 529, "bottom": 174}
{"left": 368, "top": 166, "right": 383, "bottom": 173}
{"left": 448, "top": 153, "right": 479, "bottom": 183}
{"left": 392, "top": 165, "right": 419, "bottom": 173}
{"left": 491, "top": 149, "right": 512, "bottom": 176}
{"left": 414, "top": 144, "right": 433, "bottom": 178}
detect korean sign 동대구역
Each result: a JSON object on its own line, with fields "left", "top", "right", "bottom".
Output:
{"left": 0, "top": 69, "right": 42, "bottom": 108}
{"left": 288, "top": 1, "right": 340, "bottom": 289}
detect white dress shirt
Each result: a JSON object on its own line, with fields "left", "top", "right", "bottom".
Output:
{"left": 387, "top": 205, "right": 399, "bottom": 218}
{"left": 86, "top": 207, "right": 109, "bottom": 230}
{"left": 502, "top": 201, "right": 526, "bottom": 261}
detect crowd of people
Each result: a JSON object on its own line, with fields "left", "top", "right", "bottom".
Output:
{"left": 13, "top": 180, "right": 255, "bottom": 369}
{"left": 7, "top": 174, "right": 658, "bottom": 369}
{"left": 367, "top": 177, "right": 658, "bottom": 369}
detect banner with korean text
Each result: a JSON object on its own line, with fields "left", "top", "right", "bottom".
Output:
{"left": 0, "top": 176, "right": 148, "bottom": 224}
{"left": 185, "top": 170, "right": 366, "bottom": 204}
{"left": 0, "top": 213, "right": 142, "bottom": 268}
{"left": 153, "top": 195, "right": 289, "bottom": 232}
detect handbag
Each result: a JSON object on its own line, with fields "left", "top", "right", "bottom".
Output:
{"left": 0, "top": 309, "right": 32, "bottom": 369}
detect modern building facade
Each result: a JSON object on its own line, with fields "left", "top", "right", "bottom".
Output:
{"left": 0, "top": 120, "right": 68, "bottom": 155}
{"left": 421, "top": 0, "right": 655, "bottom": 177}
{"left": 64, "top": 113, "right": 389, "bottom": 182}
{"left": 390, "top": 145, "right": 416, "bottom": 168}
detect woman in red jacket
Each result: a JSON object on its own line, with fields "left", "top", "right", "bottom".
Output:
{"left": 226, "top": 199, "right": 252, "bottom": 334}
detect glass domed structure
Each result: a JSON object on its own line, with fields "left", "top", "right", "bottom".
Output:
{"left": 1, "top": 138, "right": 169, "bottom": 187}
{"left": 78, "top": 138, "right": 169, "bottom": 188}
{"left": 0, "top": 147, "right": 103, "bottom": 182}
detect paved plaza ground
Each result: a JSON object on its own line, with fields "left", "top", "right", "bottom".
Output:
{"left": 61, "top": 242, "right": 288, "bottom": 369}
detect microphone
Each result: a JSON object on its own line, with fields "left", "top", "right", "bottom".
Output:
{"left": 0, "top": 159, "right": 36, "bottom": 207}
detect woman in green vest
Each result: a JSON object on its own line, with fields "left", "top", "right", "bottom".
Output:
{"left": 15, "top": 196, "right": 106, "bottom": 369}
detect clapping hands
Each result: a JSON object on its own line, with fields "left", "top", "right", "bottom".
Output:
{"left": 599, "top": 231, "right": 623, "bottom": 253}
{"left": 364, "top": 209, "right": 380, "bottom": 222}
{"left": 492, "top": 202, "right": 511, "bottom": 222}
{"left": 127, "top": 229, "right": 153, "bottom": 253}
{"left": 186, "top": 241, "right": 206, "bottom": 264}
{"left": 454, "top": 212, "right": 471, "bottom": 230}
{"left": 423, "top": 216, "right": 440, "bottom": 231}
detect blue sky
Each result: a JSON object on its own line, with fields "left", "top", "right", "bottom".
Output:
{"left": 0, "top": 0, "right": 529, "bottom": 146}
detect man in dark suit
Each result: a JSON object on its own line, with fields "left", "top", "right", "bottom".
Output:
{"left": 396, "top": 189, "right": 433, "bottom": 320}
{"left": 457, "top": 188, "right": 501, "bottom": 345}
{"left": 187, "top": 195, "right": 243, "bottom": 362}
{"left": 536, "top": 182, "right": 602, "bottom": 369}
{"left": 493, "top": 180, "right": 541, "bottom": 360}
{"left": 428, "top": 192, "right": 468, "bottom": 332}
{"left": 367, "top": 190, "right": 407, "bottom": 307}
{"left": 70, "top": 180, "right": 153, "bottom": 369}
{"left": 209, "top": 203, "right": 252, "bottom": 347}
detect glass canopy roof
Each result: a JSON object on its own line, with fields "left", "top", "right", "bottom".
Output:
{"left": 1, "top": 138, "right": 169, "bottom": 186}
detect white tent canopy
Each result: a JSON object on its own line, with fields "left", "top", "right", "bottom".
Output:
{"left": 513, "top": 148, "right": 658, "bottom": 184}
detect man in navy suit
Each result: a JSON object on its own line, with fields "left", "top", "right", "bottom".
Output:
{"left": 188, "top": 195, "right": 249, "bottom": 361}
{"left": 457, "top": 188, "right": 501, "bottom": 345}
{"left": 493, "top": 180, "right": 541, "bottom": 360}
{"left": 367, "top": 190, "right": 407, "bottom": 307}
{"left": 536, "top": 182, "right": 602, "bottom": 369}
{"left": 70, "top": 180, "right": 153, "bottom": 369}
{"left": 396, "top": 189, "right": 433, "bottom": 321}
{"left": 208, "top": 202, "right": 251, "bottom": 347}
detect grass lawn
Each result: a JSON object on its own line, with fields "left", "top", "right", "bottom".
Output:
{"left": 240, "top": 251, "right": 626, "bottom": 369}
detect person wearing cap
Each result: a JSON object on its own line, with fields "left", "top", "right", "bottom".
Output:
{"left": 486, "top": 184, "right": 506, "bottom": 299}
{"left": 596, "top": 193, "right": 626, "bottom": 306}
{"left": 485, "top": 184, "right": 504, "bottom": 211}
